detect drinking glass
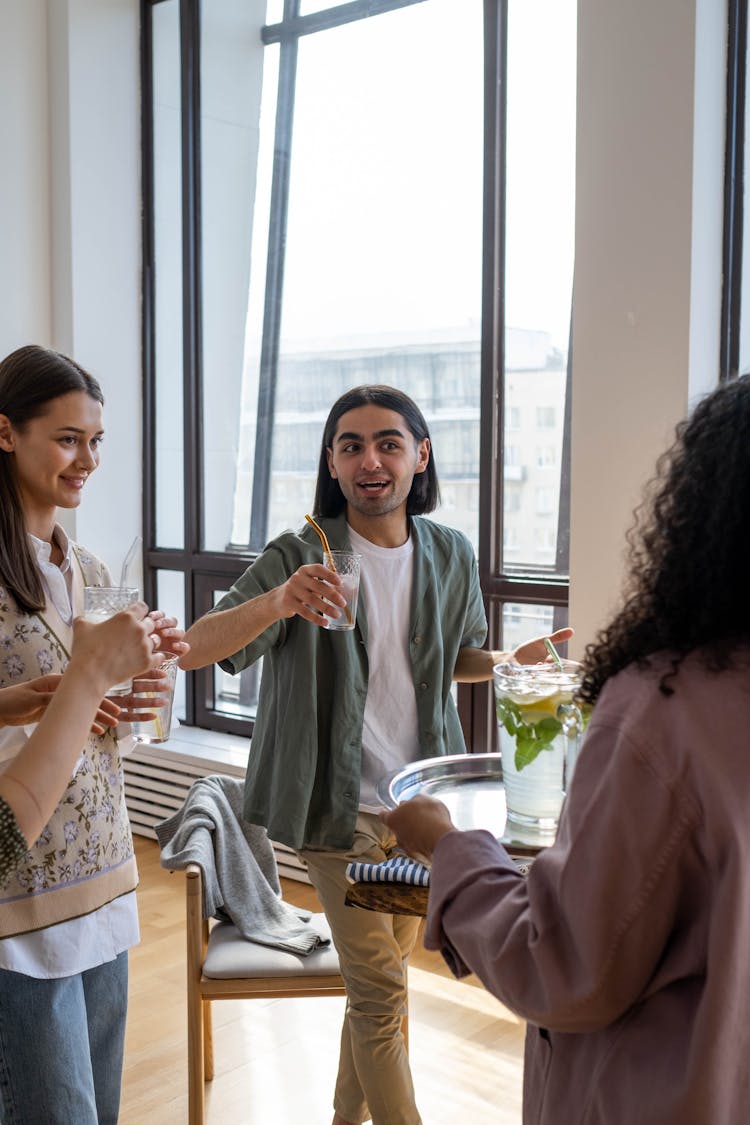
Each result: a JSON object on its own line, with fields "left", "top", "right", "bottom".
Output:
{"left": 131, "top": 653, "right": 179, "bottom": 743}
{"left": 323, "top": 551, "right": 361, "bottom": 631}
{"left": 82, "top": 586, "right": 140, "bottom": 695}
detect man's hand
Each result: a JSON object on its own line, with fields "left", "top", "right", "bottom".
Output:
{"left": 454, "top": 627, "right": 575, "bottom": 682}
{"left": 148, "top": 611, "right": 191, "bottom": 659}
{"left": 513, "top": 627, "right": 574, "bottom": 665}
{"left": 379, "top": 795, "right": 458, "bottom": 862}
{"left": 274, "top": 563, "right": 347, "bottom": 627}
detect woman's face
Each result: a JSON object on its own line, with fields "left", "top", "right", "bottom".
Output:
{"left": 0, "top": 391, "right": 104, "bottom": 525}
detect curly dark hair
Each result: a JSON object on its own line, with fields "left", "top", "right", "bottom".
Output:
{"left": 579, "top": 375, "right": 750, "bottom": 704}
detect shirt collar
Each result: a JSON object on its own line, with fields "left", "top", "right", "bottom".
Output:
{"left": 28, "top": 525, "right": 73, "bottom": 573}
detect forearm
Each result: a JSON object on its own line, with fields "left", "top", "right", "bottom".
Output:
{"left": 453, "top": 627, "right": 576, "bottom": 681}
{"left": 180, "top": 588, "right": 283, "bottom": 670}
{"left": 453, "top": 647, "right": 508, "bottom": 682}
{"left": 0, "top": 663, "right": 109, "bottom": 842}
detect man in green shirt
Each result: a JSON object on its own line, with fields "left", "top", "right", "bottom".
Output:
{"left": 182, "top": 385, "right": 571, "bottom": 1125}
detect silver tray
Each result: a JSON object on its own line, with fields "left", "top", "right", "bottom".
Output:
{"left": 378, "top": 752, "right": 552, "bottom": 856}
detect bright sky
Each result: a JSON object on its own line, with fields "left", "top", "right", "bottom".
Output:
{"left": 247, "top": 0, "right": 576, "bottom": 355}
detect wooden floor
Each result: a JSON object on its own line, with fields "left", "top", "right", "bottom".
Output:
{"left": 120, "top": 836, "right": 525, "bottom": 1124}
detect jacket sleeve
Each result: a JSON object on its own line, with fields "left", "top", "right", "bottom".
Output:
{"left": 214, "top": 539, "right": 301, "bottom": 674}
{"left": 425, "top": 713, "right": 703, "bottom": 1032}
{"left": 459, "top": 542, "right": 487, "bottom": 649}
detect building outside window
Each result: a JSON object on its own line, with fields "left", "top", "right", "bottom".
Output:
{"left": 536, "top": 445, "right": 556, "bottom": 468}
{"left": 535, "top": 404, "right": 556, "bottom": 428}
{"left": 535, "top": 487, "right": 556, "bottom": 515}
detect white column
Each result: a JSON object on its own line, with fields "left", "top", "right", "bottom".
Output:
{"left": 0, "top": 0, "right": 53, "bottom": 350}
{"left": 51, "top": 0, "right": 142, "bottom": 575}
{"left": 569, "top": 0, "right": 726, "bottom": 655}
{"left": 0, "top": 0, "right": 142, "bottom": 576}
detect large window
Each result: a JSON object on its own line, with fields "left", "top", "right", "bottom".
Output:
{"left": 142, "top": 0, "right": 576, "bottom": 748}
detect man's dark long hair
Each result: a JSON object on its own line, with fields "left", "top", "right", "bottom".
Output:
{"left": 313, "top": 385, "right": 440, "bottom": 517}
{"left": 580, "top": 375, "right": 750, "bottom": 705}
{"left": 0, "top": 344, "right": 104, "bottom": 614}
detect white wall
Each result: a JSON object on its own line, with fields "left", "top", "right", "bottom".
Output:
{"left": 0, "top": 1, "right": 53, "bottom": 347}
{"left": 569, "top": 0, "right": 726, "bottom": 655}
{"left": 0, "top": 0, "right": 142, "bottom": 581}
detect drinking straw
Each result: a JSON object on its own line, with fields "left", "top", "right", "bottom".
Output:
{"left": 544, "top": 637, "right": 564, "bottom": 670}
{"left": 119, "top": 535, "right": 142, "bottom": 590}
{"left": 304, "top": 515, "right": 335, "bottom": 569}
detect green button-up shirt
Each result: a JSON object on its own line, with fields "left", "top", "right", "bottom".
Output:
{"left": 215, "top": 513, "right": 487, "bottom": 850}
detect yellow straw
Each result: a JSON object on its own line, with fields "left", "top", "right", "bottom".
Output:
{"left": 305, "top": 514, "right": 336, "bottom": 568}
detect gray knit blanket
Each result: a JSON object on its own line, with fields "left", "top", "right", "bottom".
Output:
{"left": 155, "top": 774, "right": 327, "bottom": 955}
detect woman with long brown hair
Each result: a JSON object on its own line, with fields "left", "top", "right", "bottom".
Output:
{"left": 0, "top": 344, "right": 187, "bottom": 1124}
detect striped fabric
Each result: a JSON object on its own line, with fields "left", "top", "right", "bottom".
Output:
{"left": 345, "top": 855, "right": 431, "bottom": 887}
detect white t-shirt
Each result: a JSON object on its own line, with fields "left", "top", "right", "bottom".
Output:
{"left": 0, "top": 527, "right": 139, "bottom": 979}
{"left": 348, "top": 526, "right": 421, "bottom": 810}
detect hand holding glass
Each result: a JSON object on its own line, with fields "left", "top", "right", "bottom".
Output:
{"left": 131, "top": 653, "right": 179, "bottom": 743}
{"left": 82, "top": 587, "right": 140, "bottom": 694}
{"left": 323, "top": 551, "right": 361, "bottom": 631}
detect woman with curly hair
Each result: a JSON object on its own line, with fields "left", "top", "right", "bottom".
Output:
{"left": 382, "top": 376, "right": 750, "bottom": 1124}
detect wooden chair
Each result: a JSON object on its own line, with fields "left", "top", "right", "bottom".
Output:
{"left": 185, "top": 862, "right": 347, "bottom": 1124}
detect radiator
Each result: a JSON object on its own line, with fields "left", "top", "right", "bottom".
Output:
{"left": 123, "top": 733, "right": 310, "bottom": 883}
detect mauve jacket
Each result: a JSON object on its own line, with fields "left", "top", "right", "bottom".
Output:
{"left": 425, "top": 653, "right": 750, "bottom": 1124}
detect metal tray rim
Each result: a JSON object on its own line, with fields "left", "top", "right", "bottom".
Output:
{"left": 377, "top": 752, "right": 503, "bottom": 809}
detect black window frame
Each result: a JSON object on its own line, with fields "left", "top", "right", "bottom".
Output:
{"left": 721, "top": 0, "right": 748, "bottom": 382}
{"left": 141, "top": 0, "right": 573, "bottom": 747}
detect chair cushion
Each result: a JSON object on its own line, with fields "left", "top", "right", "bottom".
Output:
{"left": 203, "top": 912, "right": 342, "bottom": 979}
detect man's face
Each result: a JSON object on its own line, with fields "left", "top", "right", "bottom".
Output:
{"left": 325, "top": 404, "right": 430, "bottom": 521}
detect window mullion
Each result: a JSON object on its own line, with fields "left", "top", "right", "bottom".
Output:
{"left": 248, "top": 3, "right": 301, "bottom": 551}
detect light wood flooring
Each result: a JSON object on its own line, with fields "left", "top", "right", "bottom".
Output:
{"left": 120, "top": 836, "right": 525, "bottom": 1124}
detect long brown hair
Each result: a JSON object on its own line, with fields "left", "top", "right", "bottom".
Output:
{"left": 312, "top": 385, "right": 440, "bottom": 517}
{"left": 0, "top": 345, "right": 104, "bottom": 614}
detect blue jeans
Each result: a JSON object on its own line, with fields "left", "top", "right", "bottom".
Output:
{"left": 0, "top": 952, "right": 128, "bottom": 1124}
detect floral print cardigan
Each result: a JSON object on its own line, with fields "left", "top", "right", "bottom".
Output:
{"left": 0, "top": 545, "right": 137, "bottom": 939}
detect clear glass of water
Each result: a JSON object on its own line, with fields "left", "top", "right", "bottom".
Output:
{"left": 323, "top": 551, "right": 361, "bottom": 631}
{"left": 82, "top": 586, "right": 140, "bottom": 695}
{"left": 131, "top": 653, "right": 179, "bottom": 743}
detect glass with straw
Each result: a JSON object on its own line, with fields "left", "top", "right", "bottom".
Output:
{"left": 304, "top": 515, "right": 360, "bottom": 630}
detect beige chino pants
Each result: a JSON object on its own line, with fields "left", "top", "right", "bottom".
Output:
{"left": 300, "top": 812, "right": 422, "bottom": 1125}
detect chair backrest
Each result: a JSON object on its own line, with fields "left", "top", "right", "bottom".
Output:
{"left": 184, "top": 862, "right": 347, "bottom": 1124}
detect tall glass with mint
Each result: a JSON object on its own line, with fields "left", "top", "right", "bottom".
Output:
{"left": 493, "top": 660, "right": 588, "bottom": 836}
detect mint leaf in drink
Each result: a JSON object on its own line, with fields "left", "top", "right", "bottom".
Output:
{"left": 497, "top": 696, "right": 565, "bottom": 769}
{"left": 496, "top": 696, "right": 522, "bottom": 736}
{"left": 513, "top": 716, "right": 563, "bottom": 771}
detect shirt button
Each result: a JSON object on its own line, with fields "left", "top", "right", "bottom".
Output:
{"left": 413, "top": 634, "right": 422, "bottom": 645}
{"left": 419, "top": 682, "right": 428, "bottom": 691}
